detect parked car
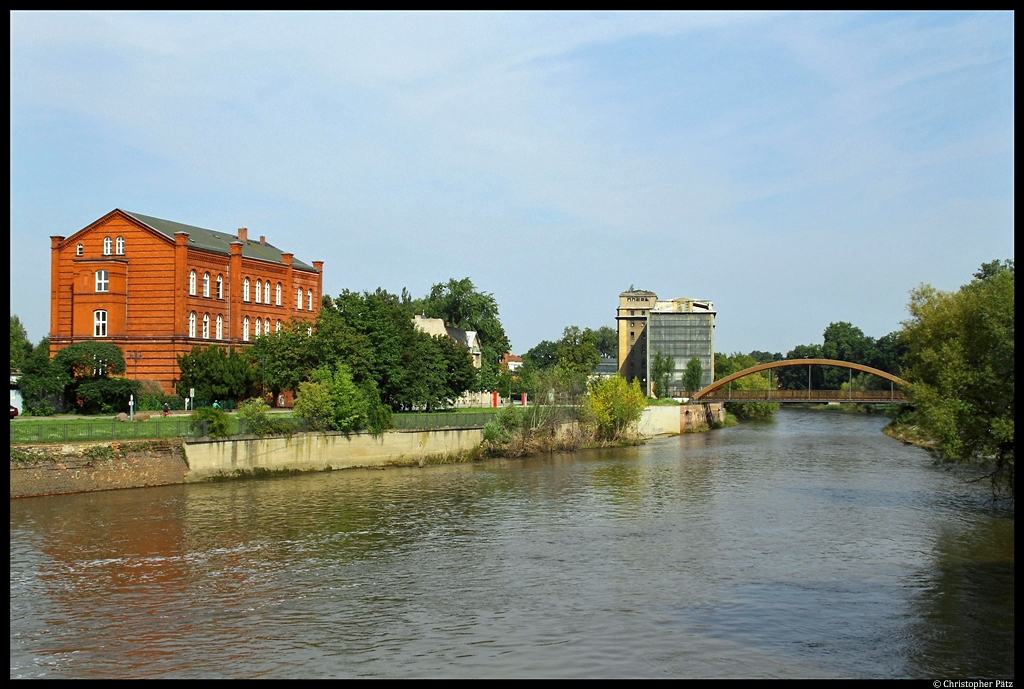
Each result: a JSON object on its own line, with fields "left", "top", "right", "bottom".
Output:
{"left": 10, "top": 405, "right": 19, "bottom": 419}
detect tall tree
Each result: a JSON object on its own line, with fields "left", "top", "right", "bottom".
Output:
{"left": 422, "top": 278, "right": 510, "bottom": 391}
{"left": 901, "top": 260, "right": 1014, "bottom": 496}
{"left": 683, "top": 356, "right": 704, "bottom": 394}
{"left": 53, "top": 341, "right": 138, "bottom": 414}
{"left": 10, "top": 316, "right": 32, "bottom": 372}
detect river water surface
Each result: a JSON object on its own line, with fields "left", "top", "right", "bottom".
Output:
{"left": 9, "top": 409, "right": 1014, "bottom": 678}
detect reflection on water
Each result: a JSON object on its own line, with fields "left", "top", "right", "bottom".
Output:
{"left": 10, "top": 410, "right": 1013, "bottom": 678}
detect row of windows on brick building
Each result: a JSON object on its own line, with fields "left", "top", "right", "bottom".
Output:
{"left": 92, "top": 269, "right": 314, "bottom": 311}
{"left": 78, "top": 236, "right": 125, "bottom": 256}
{"left": 91, "top": 309, "right": 311, "bottom": 340}
{"left": 187, "top": 270, "right": 314, "bottom": 310}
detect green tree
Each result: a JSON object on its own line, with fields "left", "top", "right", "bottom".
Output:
{"left": 589, "top": 326, "right": 618, "bottom": 359}
{"left": 422, "top": 278, "right": 510, "bottom": 391}
{"left": 19, "top": 338, "right": 65, "bottom": 415}
{"left": 10, "top": 316, "right": 33, "bottom": 372}
{"left": 683, "top": 356, "right": 704, "bottom": 395}
{"left": 52, "top": 341, "right": 139, "bottom": 414}
{"left": 651, "top": 350, "right": 674, "bottom": 398}
{"left": 177, "top": 345, "right": 256, "bottom": 406}
{"left": 723, "top": 371, "right": 780, "bottom": 420}
{"left": 554, "top": 326, "right": 600, "bottom": 401}
{"left": 585, "top": 376, "right": 647, "bottom": 440}
{"left": 523, "top": 340, "right": 559, "bottom": 371}
{"left": 900, "top": 260, "right": 1014, "bottom": 496}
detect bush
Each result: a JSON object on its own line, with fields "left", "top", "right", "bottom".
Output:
{"left": 238, "top": 397, "right": 274, "bottom": 435}
{"left": 190, "top": 406, "right": 232, "bottom": 438}
{"left": 585, "top": 376, "right": 646, "bottom": 441}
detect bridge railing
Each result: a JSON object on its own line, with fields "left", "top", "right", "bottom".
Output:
{"left": 699, "top": 389, "right": 908, "bottom": 403}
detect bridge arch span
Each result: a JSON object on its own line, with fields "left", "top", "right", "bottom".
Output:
{"left": 694, "top": 359, "right": 908, "bottom": 400}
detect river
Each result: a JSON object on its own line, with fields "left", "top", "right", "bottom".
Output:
{"left": 9, "top": 409, "right": 1014, "bottom": 678}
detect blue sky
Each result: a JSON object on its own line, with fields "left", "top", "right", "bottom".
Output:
{"left": 10, "top": 11, "right": 1014, "bottom": 355}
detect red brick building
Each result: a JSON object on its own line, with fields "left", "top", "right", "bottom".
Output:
{"left": 49, "top": 209, "right": 323, "bottom": 395}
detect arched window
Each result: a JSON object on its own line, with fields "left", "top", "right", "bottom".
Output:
{"left": 255, "top": 318, "right": 262, "bottom": 337}
{"left": 216, "top": 275, "right": 223, "bottom": 299}
{"left": 265, "top": 318, "right": 270, "bottom": 335}
{"left": 243, "top": 317, "right": 250, "bottom": 341}
{"left": 115, "top": 236, "right": 124, "bottom": 255}
{"left": 255, "top": 279, "right": 262, "bottom": 303}
{"left": 189, "top": 270, "right": 197, "bottom": 295}
{"left": 94, "top": 310, "right": 107, "bottom": 337}
{"left": 203, "top": 273, "right": 210, "bottom": 297}
{"left": 76, "top": 244, "right": 83, "bottom": 256}
{"left": 307, "top": 289, "right": 313, "bottom": 310}
{"left": 276, "top": 283, "right": 282, "bottom": 306}
{"left": 244, "top": 278, "right": 250, "bottom": 302}
{"left": 297, "top": 286, "right": 303, "bottom": 309}
{"left": 103, "top": 237, "right": 112, "bottom": 255}
{"left": 216, "top": 314, "right": 223, "bottom": 340}
{"left": 203, "top": 313, "right": 210, "bottom": 339}
{"left": 264, "top": 281, "right": 270, "bottom": 304}
{"left": 276, "top": 320, "right": 281, "bottom": 332}
{"left": 95, "top": 270, "right": 109, "bottom": 292}
{"left": 189, "top": 312, "right": 197, "bottom": 338}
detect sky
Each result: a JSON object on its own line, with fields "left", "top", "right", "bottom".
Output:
{"left": 10, "top": 11, "right": 1014, "bottom": 356}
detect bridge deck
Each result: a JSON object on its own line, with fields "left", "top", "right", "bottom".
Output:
{"left": 699, "top": 389, "right": 909, "bottom": 404}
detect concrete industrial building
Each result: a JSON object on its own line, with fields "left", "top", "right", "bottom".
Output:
{"left": 616, "top": 289, "right": 716, "bottom": 397}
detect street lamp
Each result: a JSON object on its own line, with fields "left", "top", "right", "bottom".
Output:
{"left": 127, "top": 351, "right": 142, "bottom": 380}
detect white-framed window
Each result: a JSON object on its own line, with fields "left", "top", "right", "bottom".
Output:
{"left": 203, "top": 313, "right": 210, "bottom": 339}
{"left": 203, "top": 273, "right": 210, "bottom": 297}
{"left": 94, "top": 310, "right": 107, "bottom": 337}
{"left": 189, "top": 311, "right": 196, "bottom": 338}
{"left": 265, "top": 318, "right": 270, "bottom": 335}
{"left": 307, "top": 325, "right": 312, "bottom": 336}
{"left": 244, "top": 278, "right": 250, "bottom": 302}
{"left": 103, "top": 237, "right": 112, "bottom": 255}
{"left": 243, "top": 316, "right": 250, "bottom": 341}
{"left": 255, "top": 279, "right": 262, "bottom": 304}
{"left": 307, "top": 289, "right": 313, "bottom": 310}
{"left": 95, "top": 270, "right": 109, "bottom": 292}
{"left": 275, "top": 283, "right": 281, "bottom": 306}
{"left": 297, "top": 286, "right": 303, "bottom": 309}
{"left": 216, "top": 314, "right": 223, "bottom": 340}
{"left": 264, "top": 281, "right": 270, "bottom": 304}
{"left": 255, "top": 318, "right": 262, "bottom": 337}
{"left": 216, "top": 275, "right": 223, "bottom": 299}
{"left": 189, "top": 270, "right": 197, "bottom": 295}
{"left": 76, "top": 244, "right": 83, "bottom": 256}
{"left": 276, "top": 319, "right": 281, "bottom": 332}
{"left": 116, "top": 236, "right": 124, "bottom": 255}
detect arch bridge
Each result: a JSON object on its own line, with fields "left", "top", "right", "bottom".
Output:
{"left": 694, "top": 359, "right": 910, "bottom": 404}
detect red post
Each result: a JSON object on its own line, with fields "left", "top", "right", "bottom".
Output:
{"left": 521, "top": 392, "right": 526, "bottom": 406}
{"left": 492, "top": 390, "right": 498, "bottom": 408}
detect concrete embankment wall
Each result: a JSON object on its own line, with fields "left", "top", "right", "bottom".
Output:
{"left": 10, "top": 440, "right": 189, "bottom": 498}
{"left": 11, "top": 406, "right": 724, "bottom": 497}
{"left": 182, "top": 427, "right": 484, "bottom": 482}
{"left": 638, "top": 403, "right": 725, "bottom": 436}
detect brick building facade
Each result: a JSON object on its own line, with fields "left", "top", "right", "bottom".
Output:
{"left": 49, "top": 209, "right": 323, "bottom": 396}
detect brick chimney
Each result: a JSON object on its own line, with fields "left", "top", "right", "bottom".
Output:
{"left": 237, "top": 227, "right": 248, "bottom": 243}
{"left": 259, "top": 235, "right": 265, "bottom": 245}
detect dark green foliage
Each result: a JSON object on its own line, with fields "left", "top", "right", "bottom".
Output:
{"left": 19, "top": 338, "right": 64, "bottom": 415}
{"left": 591, "top": 326, "right": 618, "bottom": 359}
{"left": 51, "top": 341, "right": 139, "bottom": 414}
{"left": 651, "top": 350, "right": 674, "bottom": 398}
{"left": 683, "top": 356, "right": 704, "bottom": 394}
{"left": 177, "top": 345, "right": 257, "bottom": 406}
{"left": 190, "top": 406, "right": 231, "bottom": 438}
{"left": 10, "top": 315, "right": 33, "bottom": 372}
{"left": 421, "top": 278, "right": 509, "bottom": 391}
{"left": 901, "top": 260, "right": 1014, "bottom": 497}
{"left": 523, "top": 340, "right": 559, "bottom": 370}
